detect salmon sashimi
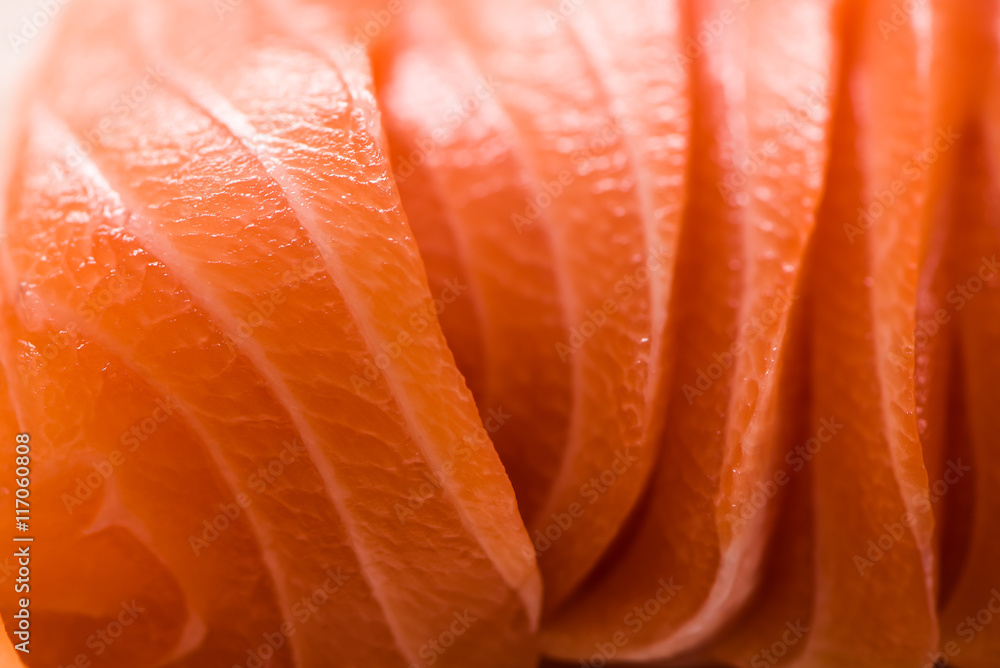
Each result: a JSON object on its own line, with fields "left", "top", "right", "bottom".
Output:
{"left": 0, "top": 0, "right": 541, "bottom": 665}
{"left": 935, "top": 10, "right": 1000, "bottom": 661}
{"left": 781, "top": 0, "right": 939, "bottom": 664}
{"left": 373, "top": 0, "right": 691, "bottom": 611}
{"left": 1, "top": 0, "right": 999, "bottom": 665}
{"left": 934, "top": 120, "right": 1000, "bottom": 668}
{"left": 673, "top": 3, "right": 950, "bottom": 664}
{"left": 540, "top": 0, "right": 838, "bottom": 660}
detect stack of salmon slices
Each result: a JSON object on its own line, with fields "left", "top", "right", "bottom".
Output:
{"left": 0, "top": 0, "right": 998, "bottom": 666}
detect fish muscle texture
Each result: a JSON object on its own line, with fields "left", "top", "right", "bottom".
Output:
{"left": 374, "top": 0, "right": 691, "bottom": 612}
{"left": 541, "top": 0, "right": 838, "bottom": 660}
{"left": 0, "top": 0, "right": 541, "bottom": 665}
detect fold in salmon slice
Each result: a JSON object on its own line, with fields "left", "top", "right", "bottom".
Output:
{"left": 682, "top": 1, "right": 940, "bottom": 665}
{"left": 913, "top": 3, "right": 999, "bottom": 664}
{"left": 771, "top": 0, "right": 938, "bottom": 664}
{"left": 934, "top": 16, "right": 1000, "bottom": 661}
{"left": 0, "top": 0, "right": 541, "bottom": 665}
{"left": 540, "top": 0, "right": 838, "bottom": 660}
{"left": 672, "top": 213, "right": 817, "bottom": 668}
{"left": 912, "top": 0, "right": 967, "bottom": 537}
{"left": 373, "top": 0, "right": 690, "bottom": 611}
{"left": 925, "top": 3, "right": 1000, "bottom": 621}
{"left": 669, "top": 3, "right": 945, "bottom": 665}
{"left": 934, "top": 121, "right": 1000, "bottom": 668}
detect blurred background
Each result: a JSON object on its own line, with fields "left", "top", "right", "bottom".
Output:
{"left": 1, "top": 0, "right": 60, "bottom": 126}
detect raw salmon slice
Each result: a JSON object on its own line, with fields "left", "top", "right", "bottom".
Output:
{"left": 690, "top": 2, "right": 974, "bottom": 666}
{"left": 540, "top": 0, "right": 838, "bottom": 660}
{"left": 934, "top": 121, "right": 1000, "bottom": 668}
{"left": 1, "top": 0, "right": 999, "bottom": 664}
{"left": 767, "top": 0, "right": 938, "bottom": 664}
{"left": 0, "top": 0, "right": 541, "bottom": 665}
{"left": 648, "top": 2, "right": 952, "bottom": 663}
{"left": 373, "top": 0, "right": 691, "bottom": 611}
{"left": 935, "top": 10, "right": 1000, "bottom": 660}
